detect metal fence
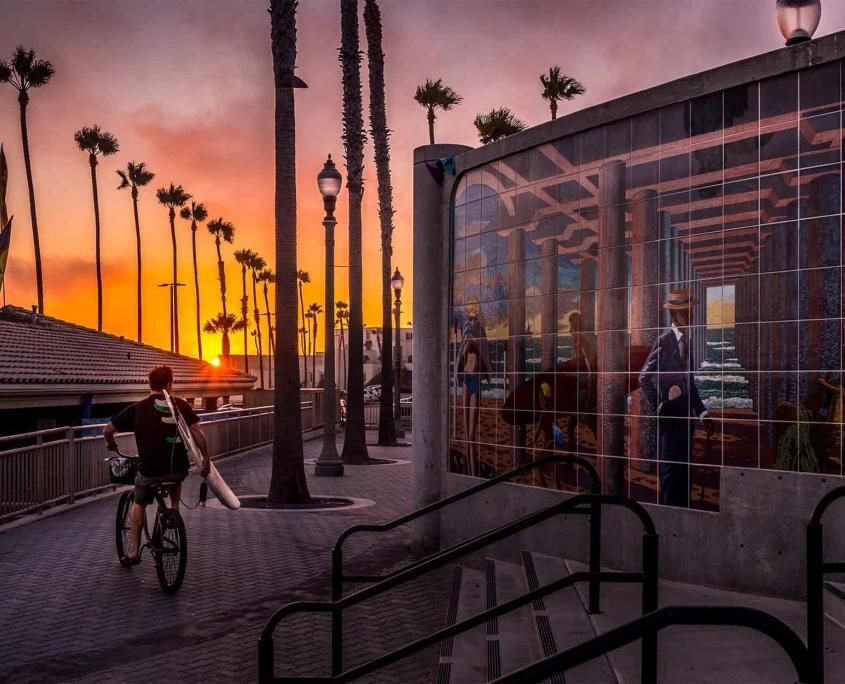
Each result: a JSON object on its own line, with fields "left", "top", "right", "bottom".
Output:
{"left": 363, "top": 402, "right": 413, "bottom": 432}
{"left": 0, "top": 402, "right": 318, "bottom": 525}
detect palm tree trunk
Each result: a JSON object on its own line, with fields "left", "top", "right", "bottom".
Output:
{"left": 263, "top": 281, "right": 275, "bottom": 389}
{"left": 312, "top": 316, "right": 318, "bottom": 387}
{"left": 550, "top": 99, "right": 558, "bottom": 120}
{"left": 298, "top": 281, "right": 307, "bottom": 374}
{"left": 365, "top": 0, "right": 397, "bottom": 447}
{"left": 252, "top": 273, "right": 264, "bottom": 389}
{"left": 268, "top": 0, "right": 309, "bottom": 505}
{"left": 427, "top": 107, "right": 435, "bottom": 145}
{"left": 215, "top": 238, "right": 230, "bottom": 358}
{"left": 132, "top": 189, "right": 142, "bottom": 343}
{"left": 18, "top": 93, "right": 44, "bottom": 315}
{"left": 241, "top": 266, "right": 249, "bottom": 373}
{"left": 89, "top": 157, "right": 103, "bottom": 331}
{"left": 191, "top": 224, "right": 202, "bottom": 359}
{"left": 340, "top": 0, "right": 369, "bottom": 463}
{"left": 169, "top": 209, "right": 179, "bottom": 353}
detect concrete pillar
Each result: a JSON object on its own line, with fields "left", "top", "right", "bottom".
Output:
{"left": 659, "top": 211, "right": 674, "bottom": 328}
{"left": 597, "top": 160, "right": 628, "bottom": 495}
{"left": 630, "top": 189, "right": 659, "bottom": 463}
{"left": 580, "top": 257, "right": 597, "bottom": 338}
{"left": 540, "top": 238, "right": 558, "bottom": 371}
{"left": 508, "top": 229, "right": 527, "bottom": 458}
{"left": 412, "top": 143, "right": 472, "bottom": 553}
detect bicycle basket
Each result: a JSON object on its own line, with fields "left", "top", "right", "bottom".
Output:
{"left": 108, "top": 457, "right": 139, "bottom": 485}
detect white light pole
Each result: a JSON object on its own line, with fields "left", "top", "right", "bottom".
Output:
{"left": 391, "top": 267, "right": 405, "bottom": 438}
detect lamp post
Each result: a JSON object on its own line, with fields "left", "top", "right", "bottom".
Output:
{"left": 158, "top": 282, "right": 186, "bottom": 353}
{"left": 776, "top": 0, "right": 821, "bottom": 45}
{"left": 391, "top": 267, "right": 405, "bottom": 438}
{"left": 315, "top": 155, "right": 344, "bottom": 477}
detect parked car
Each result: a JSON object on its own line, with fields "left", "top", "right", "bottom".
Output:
{"left": 400, "top": 395, "right": 412, "bottom": 405}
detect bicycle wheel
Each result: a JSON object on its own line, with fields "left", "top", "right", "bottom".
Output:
{"left": 152, "top": 506, "right": 187, "bottom": 593}
{"left": 115, "top": 491, "right": 134, "bottom": 560}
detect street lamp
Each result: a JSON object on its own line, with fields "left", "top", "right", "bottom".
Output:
{"left": 315, "top": 155, "right": 344, "bottom": 477}
{"left": 391, "top": 267, "right": 405, "bottom": 438}
{"left": 158, "top": 282, "right": 186, "bottom": 353}
{"left": 776, "top": 0, "right": 821, "bottom": 46}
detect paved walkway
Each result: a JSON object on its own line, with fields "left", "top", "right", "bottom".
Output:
{"left": 0, "top": 434, "right": 451, "bottom": 683}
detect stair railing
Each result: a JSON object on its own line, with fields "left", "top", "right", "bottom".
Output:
{"left": 258, "top": 493, "right": 658, "bottom": 683}
{"left": 807, "top": 484, "right": 845, "bottom": 683}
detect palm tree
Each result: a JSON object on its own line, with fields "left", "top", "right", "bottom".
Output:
{"left": 259, "top": 269, "right": 276, "bottom": 389}
{"left": 336, "top": 300, "right": 349, "bottom": 389}
{"left": 268, "top": 0, "right": 310, "bottom": 504}
{"left": 296, "top": 269, "right": 310, "bottom": 366}
{"left": 307, "top": 302, "right": 322, "bottom": 388}
{"left": 473, "top": 108, "right": 527, "bottom": 145}
{"left": 414, "top": 78, "right": 462, "bottom": 145}
{"left": 0, "top": 46, "right": 55, "bottom": 315}
{"left": 365, "top": 0, "right": 398, "bottom": 447}
{"left": 340, "top": 0, "right": 370, "bottom": 463}
{"left": 180, "top": 201, "right": 208, "bottom": 359}
{"left": 540, "top": 66, "right": 585, "bottom": 120}
{"left": 304, "top": 309, "right": 315, "bottom": 387}
{"left": 74, "top": 125, "right": 119, "bottom": 332}
{"left": 156, "top": 183, "right": 191, "bottom": 354}
{"left": 249, "top": 253, "right": 267, "bottom": 389}
{"left": 234, "top": 248, "right": 255, "bottom": 373}
{"left": 203, "top": 313, "right": 244, "bottom": 351}
{"left": 207, "top": 217, "right": 235, "bottom": 359}
{"left": 116, "top": 161, "right": 155, "bottom": 343}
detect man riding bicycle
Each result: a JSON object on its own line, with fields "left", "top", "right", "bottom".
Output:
{"left": 104, "top": 365, "right": 210, "bottom": 566}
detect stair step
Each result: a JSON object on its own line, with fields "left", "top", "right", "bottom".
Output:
{"left": 437, "top": 565, "right": 486, "bottom": 684}
{"left": 523, "top": 551, "right": 619, "bottom": 684}
{"left": 488, "top": 557, "right": 542, "bottom": 682}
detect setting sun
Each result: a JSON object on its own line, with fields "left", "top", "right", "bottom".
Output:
{"left": 210, "top": 357, "right": 220, "bottom": 367}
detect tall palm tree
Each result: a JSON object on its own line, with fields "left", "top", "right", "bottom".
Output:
{"left": 414, "top": 78, "right": 462, "bottom": 145}
{"left": 340, "top": 0, "right": 369, "bottom": 463}
{"left": 203, "top": 313, "right": 244, "bottom": 350}
{"left": 473, "top": 108, "right": 527, "bottom": 145}
{"left": 156, "top": 183, "right": 191, "bottom": 353}
{"left": 249, "top": 253, "right": 267, "bottom": 389}
{"left": 307, "top": 302, "right": 322, "bottom": 388}
{"left": 116, "top": 161, "right": 154, "bottom": 343}
{"left": 180, "top": 201, "right": 208, "bottom": 359}
{"left": 304, "top": 308, "right": 315, "bottom": 387}
{"left": 336, "top": 300, "right": 349, "bottom": 389}
{"left": 540, "top": 66, "right": 585, "bottom": 120}
{"left": 207, "top": 217, "right": 235, "bottom": 359}
{"left": 268, "top": 0, "right": 310, "bottom": 504}
{"left": 259, "top": 269, "right": 276, "bottom": 389}
{"left": 365, "top": 0, "right": 398, "bottom": 447}
{"left": 234, "top": 248, "right": 255, "bottom": 373}
{"left": 74, "top": 125, "right": 119, "bottom": 332}
{"left": 296, "top": 269, "right": 310, "bottom": 365}
{"left": 0, "top": 46, "right": 55, "bottom": 314}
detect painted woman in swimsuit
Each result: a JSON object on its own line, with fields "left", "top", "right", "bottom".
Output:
{"left": 457, "top": 309, "right": 491, "bottom": 476}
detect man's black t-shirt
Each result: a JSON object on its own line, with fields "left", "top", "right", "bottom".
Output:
{"left": 110, "top": 394, "right": 200, "bottom": 477}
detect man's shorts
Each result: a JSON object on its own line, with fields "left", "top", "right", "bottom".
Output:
{"left": 134, "top": 471, "right": 189, "bottom": 505}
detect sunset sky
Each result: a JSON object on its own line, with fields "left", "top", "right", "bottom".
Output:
{"left": 1, "top": 0, "right": 843, "bottom": 358}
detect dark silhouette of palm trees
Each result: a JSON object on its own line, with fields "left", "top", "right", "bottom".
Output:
{"left": 414, "top": 78, "right": 462, "bottom": 145}
{"left": 340, "top": 0, "right": 369, "bottom": 463}
{"left": 180, "top": 201, "right": 208, "bottom": 359}
{"left": 207, "top": 217, "right": 235, "bottom": 359}
{"left": 156, "top": 183, "right": 191, "bottom": 354}
{"left": 249, "top": 253, "right": 267, "bottom": 389}
{"left": 268, "top": 0, "right": 310, "bottom": 504}
{"left": 117, "top": 161, "right": 154, "bottom": 343}
{"left": 259, "top": 268, "right": 275, "bottom": 389}
{"left": 307, "top": 302, "right": 322, "bottom": 387}
{"left": 203, "top": 313, "right": 244, "bottom": 351}
{"left": 540, "top": 66, "right": 584, "bottom": 120}
{"left": 234, "top": 248, "right": 254, "bottom": 373}
{"left": 336, "top": 300, "right": 349, "bottom": 388}
{"left": 474, "top": 108, "right": 527, "bottom": 144}
{"left": 74, "top": 125, "right": 119, "bottom": 332}
{"left": 364, "top": 0, "right": 398, "bottom": 447}
{"left": 296, "top": 269, "right": 310, "bottom": 370}
{"left": 0, "top": 46, "right": 55, "bottom": 315}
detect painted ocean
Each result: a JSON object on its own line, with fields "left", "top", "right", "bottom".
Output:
{"left": 696, "top": 327, "right": 752, "bottom": 410}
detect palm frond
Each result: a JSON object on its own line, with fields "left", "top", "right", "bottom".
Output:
{"left": 157, "top": 183, "right": 191, "bottom": 209}
{"left": 26, "top": 59, "right": 55, "bottom": 88}
{"left": 116, "top": 169, "right": 130, "bottom": 190}
{"left": 208, "top": 217, "right": 235, "bottom": 243}
{"left": 11, "top": 46, "right": 34, "bottom": 77}
{"left": 414, "top": 77, "right": 462, "bottom": 111}
{"left": 234, "top": 248, "right": 254, "bottom": 265}
{"left": 540, "top": 66, "right": 585, "bottom": 102}
{"left": 0, "top": 62, "right": 12, "bottom": 84}
{"left": 297, "top": 269, "right": 310, "bottom": 283}
{"left": 250, "top": 255, "right": 267, "bottom": 272}
{"left": 473, "top": 107, "right": 526, "bottom": 145}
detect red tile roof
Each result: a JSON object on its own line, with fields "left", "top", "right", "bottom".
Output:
{"left": 0, "top": 305, "right": 254, "bottom": 389}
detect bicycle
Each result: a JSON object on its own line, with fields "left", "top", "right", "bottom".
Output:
{"left": 107, "top": 449, "right": 188, "bottom": 594}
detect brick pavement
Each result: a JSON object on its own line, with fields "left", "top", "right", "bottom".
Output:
{"left": 0, "top": 435, "right": 453, "bottom": 683}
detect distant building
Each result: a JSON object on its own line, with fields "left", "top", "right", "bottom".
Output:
{"left": 0, "top": 305, "right": 254, "bottom": 434}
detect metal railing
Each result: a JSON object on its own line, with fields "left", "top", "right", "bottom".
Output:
{"left": 362, "top": 402, "right": 412, "bottom": 431}
{"left": 0, "top": 401, "right": 317, "bottom": 524}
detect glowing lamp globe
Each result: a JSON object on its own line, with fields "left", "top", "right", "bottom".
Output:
{"left": 776, "top": 0, "right": 821, "bottom": 46}
{"left": 391, "top": 267, "right": 405, "bottom": 295}
{"left": 317, "top": 155, "right": 343, "bottom": 198}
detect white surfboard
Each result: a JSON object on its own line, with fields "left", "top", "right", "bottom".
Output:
{"left": 162, "top": 390, "right": 241, "bottom": 510}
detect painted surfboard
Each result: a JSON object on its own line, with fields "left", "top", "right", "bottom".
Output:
{"left": 162, "top": 390, "right": 241, "bottom": 510}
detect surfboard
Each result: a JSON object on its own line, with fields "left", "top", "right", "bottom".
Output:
{"left": 162, "top": 390, "right": 241, "bottom": 510}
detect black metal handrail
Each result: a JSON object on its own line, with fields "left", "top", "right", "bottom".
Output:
{"left": 807, "top": 484, "right": 845, "bottom": 683}
{"left": 258, "top": 493, "right": 658, "bottom": 683}
{"left": 491, "top": 605, "right": 814, "bottom": 684}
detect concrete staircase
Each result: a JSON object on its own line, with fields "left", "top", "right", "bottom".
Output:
{"left": 436, "top": 553, "right": 845, "bottom": 683}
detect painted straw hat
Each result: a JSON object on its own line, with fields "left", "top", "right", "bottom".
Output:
{"left": 663, "top": 288, "right": 699, "bottom": 310}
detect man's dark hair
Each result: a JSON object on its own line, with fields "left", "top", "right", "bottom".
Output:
{"left": 149, "top": 365, "right": 173, "bottom": 391}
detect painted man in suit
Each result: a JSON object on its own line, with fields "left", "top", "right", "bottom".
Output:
{"left": 638, "top": 289, "right": 713, "bottom": 507}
